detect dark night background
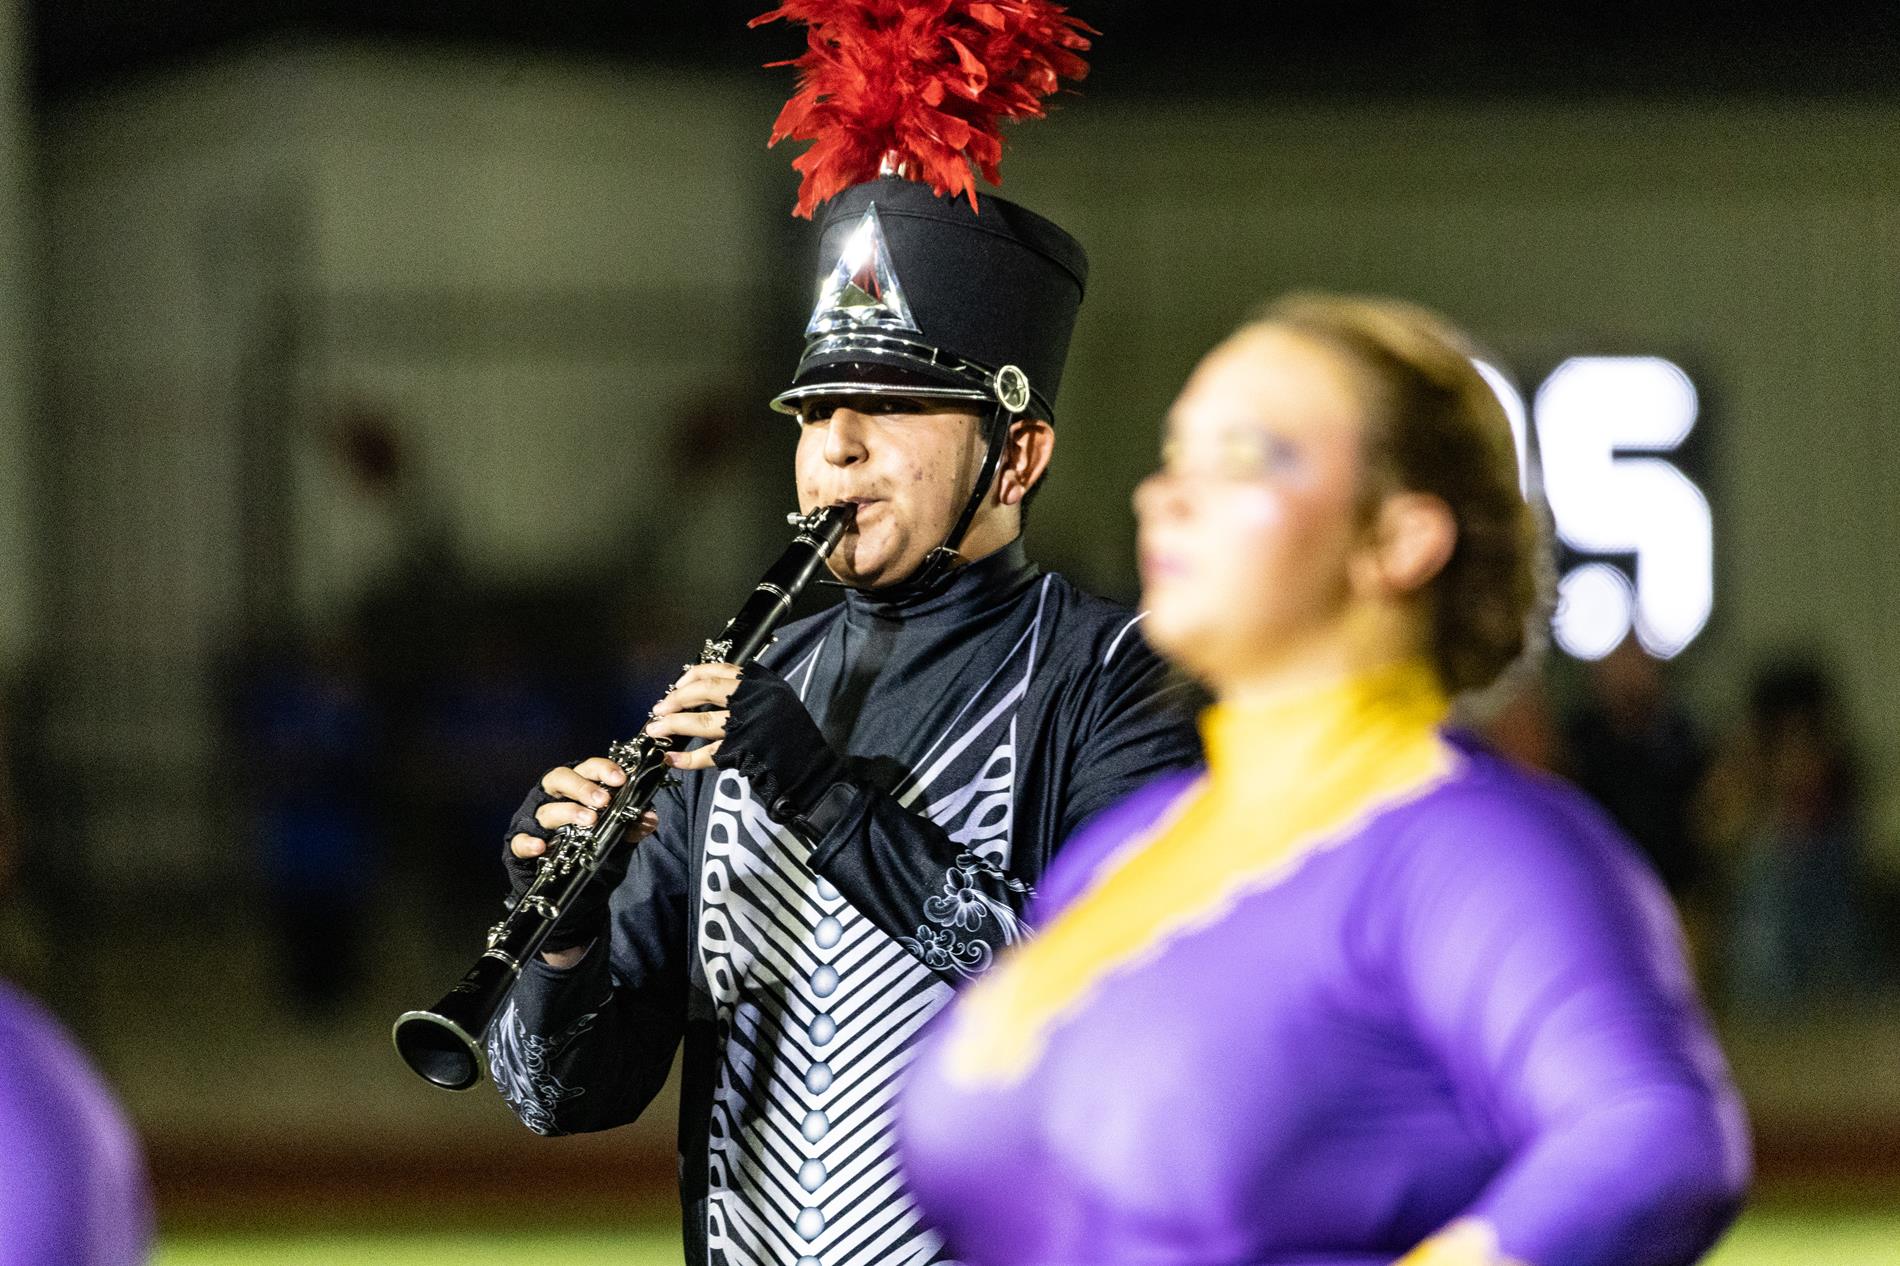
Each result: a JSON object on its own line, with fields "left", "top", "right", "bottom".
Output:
{"left": 31, "top": 1, "right": 1900, "bottom": 102}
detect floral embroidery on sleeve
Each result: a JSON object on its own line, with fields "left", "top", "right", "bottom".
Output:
{"left": 900, "top": 851, "right": 1034, "bottom": 980}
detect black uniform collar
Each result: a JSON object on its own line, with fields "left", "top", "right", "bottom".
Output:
{"left": 843, "top": 537, "right": 1039, "bottom": 626}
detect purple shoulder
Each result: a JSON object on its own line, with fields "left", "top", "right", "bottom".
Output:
{"left": 1390, "top": 729, "right": 1667, "bottom": 906}
{"left": 1433, "top": 730, "right": 1627, "bottom": 838}
{"left": 1032, "top": 768, "right": 1204, "bottom": 922}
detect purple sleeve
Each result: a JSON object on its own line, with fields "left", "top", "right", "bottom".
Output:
{"left": 1376, "top": 769, "right": 1750, "bottom": 1266}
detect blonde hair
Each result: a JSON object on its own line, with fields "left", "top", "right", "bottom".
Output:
{"left": 1251, "top": 293, "right": 1549, "bottom": 695}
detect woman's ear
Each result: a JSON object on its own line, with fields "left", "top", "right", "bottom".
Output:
{"left": 1353, "top": 491, "right": 1456, "bottom": 597}
{"left": 998, "top": 417, "right": 1055, "bottom": 507}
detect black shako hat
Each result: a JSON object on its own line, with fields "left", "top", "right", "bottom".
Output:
{"left": 770, "top": 176, "right": 1089, "bottom": 423}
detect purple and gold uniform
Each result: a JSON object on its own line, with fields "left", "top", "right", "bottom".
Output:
{"left": 900, "top": 664, "right": 1749, "bottom": 1266}
{"left": 0, "top": 979, "right": 152, "bottom": 1266}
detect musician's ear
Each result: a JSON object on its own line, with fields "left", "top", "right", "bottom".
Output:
{"left": 998, "top": 418, "right": 1054, "bottom": 506}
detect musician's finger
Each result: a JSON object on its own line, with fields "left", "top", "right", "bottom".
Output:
{"left": 542, "top": 765, "right": 614, "bottom": 807}
{"left": 517, "top": 809, "right": 652, "bottom": 859}
{"left": 651, "top": 677, "right": 739, "bottom": 715}
{"left": 666, "top": 741, "right": 720, "bottom": 770}
{"left": 645, "top": 711, "right": 728, "bottom": 742}
{"left": 574, "top": 756, "right": 628, "bottom": 787}
{"left": 653, "top": 666, "right": 742, "bottom": 714}
{"left": 534, "top": 800, "right": 601, "bottom": 831}
{"left": 674, "top": 662, "right": 742, "bottom": 688}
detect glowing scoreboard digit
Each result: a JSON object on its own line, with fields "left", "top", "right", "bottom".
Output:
{"left": 1477, "top": 356, "right": 1714, "bottom": 662}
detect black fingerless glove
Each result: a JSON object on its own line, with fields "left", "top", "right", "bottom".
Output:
{"left": 713, "top": 664, "right": 850, "bottom": 829}
{"left": 500, "top": 773, "right": 627, "bottom": 956}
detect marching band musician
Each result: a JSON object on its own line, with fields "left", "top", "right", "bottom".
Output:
{"left": 485, "top": 6, "right": 1200, "bottom": 1264}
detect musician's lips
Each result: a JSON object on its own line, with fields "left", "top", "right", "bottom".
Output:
{"left": 837, "top": 496, "right": 881, "bottom": 526}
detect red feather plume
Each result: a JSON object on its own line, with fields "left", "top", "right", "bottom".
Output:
{"left": 750, "top": 1, "right": 1094, "bottom": 218}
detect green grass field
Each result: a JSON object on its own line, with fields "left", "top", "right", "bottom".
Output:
{"left": 153, "top": 1207, "right": 1900, "bottom": 1265}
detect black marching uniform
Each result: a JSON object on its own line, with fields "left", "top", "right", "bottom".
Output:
{"left": 490, "top": 540, "right": 1197, "bottom": 1264}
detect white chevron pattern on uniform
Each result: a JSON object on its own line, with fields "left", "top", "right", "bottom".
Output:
{"left": 698, "top": 586, "right": 1049, "bottom": 1266}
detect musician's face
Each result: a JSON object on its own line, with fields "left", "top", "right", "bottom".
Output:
{"left": 795, "top": 395, "right": 994, "bottom": 589}
{"left": 1133, "top": 326, "right": 1370, "bottom": 690}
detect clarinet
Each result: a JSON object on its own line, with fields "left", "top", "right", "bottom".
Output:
{"left": 393, "top": 502, "right": 856, "bottom": 1091}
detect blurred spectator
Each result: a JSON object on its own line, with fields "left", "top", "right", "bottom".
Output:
{"left": 331, "top": 406, "right": 475, "bottom": 740}
{"left": 1562, "top": 636, "right": 1711, "bottom": 903}
{"left": 329, "top": 408, "right": 487, "bottom": 944}
{"left": 1701, "top": 654, "right": 1871, "bottom": 1013}
{"left": 234, "top": 635, "right": 380, "bottom": 1020}
{"left": 409, "top": 620, "right": 571, "bottom": 941}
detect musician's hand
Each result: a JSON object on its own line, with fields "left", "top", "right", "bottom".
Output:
{"left": 709, "top": 663, "right": 849, "bottom": 828}
{"left": 504, "top": 757, "right": 662, "bottom": 958}
{"left": 508, "top": 757, "right": 658, "bottom": 859}
{"left": 643, "top": 662, "right": 745, "bottom": 770}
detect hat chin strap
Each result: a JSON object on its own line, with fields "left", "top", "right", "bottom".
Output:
{"left": 872, "top": 402, "right": 1015, "bottom": 600}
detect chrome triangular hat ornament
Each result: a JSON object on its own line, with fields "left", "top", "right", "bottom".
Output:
{"left": 773, "top": 180, "right": 1088, "bottom": 419}
{"left": 805, "top": 204, "right": 921, "bottom": 337}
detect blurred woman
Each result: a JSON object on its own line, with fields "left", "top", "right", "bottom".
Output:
{"left": 0, "top": 725, "right": 152, "bottom": 1266}
{"left": 0, "top": 979, "right": 152, "bottom": 1265}
{"left": 899, "top": 295, "right": 1749, "bottom": 1266}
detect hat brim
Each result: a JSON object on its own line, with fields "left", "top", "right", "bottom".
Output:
{"left": 769, "top": 353, "right": 993, "bottom": 415}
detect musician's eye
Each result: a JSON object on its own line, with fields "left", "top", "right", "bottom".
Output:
{"left": 862, "top": 396, "right": 932, "bottom": 416}
{"left": 799, "top": 396, "right": 932, "bottom": 423}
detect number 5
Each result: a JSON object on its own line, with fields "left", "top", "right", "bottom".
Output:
{"left": 1533, "top": 357, "right": 1713, "bottom": 659}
